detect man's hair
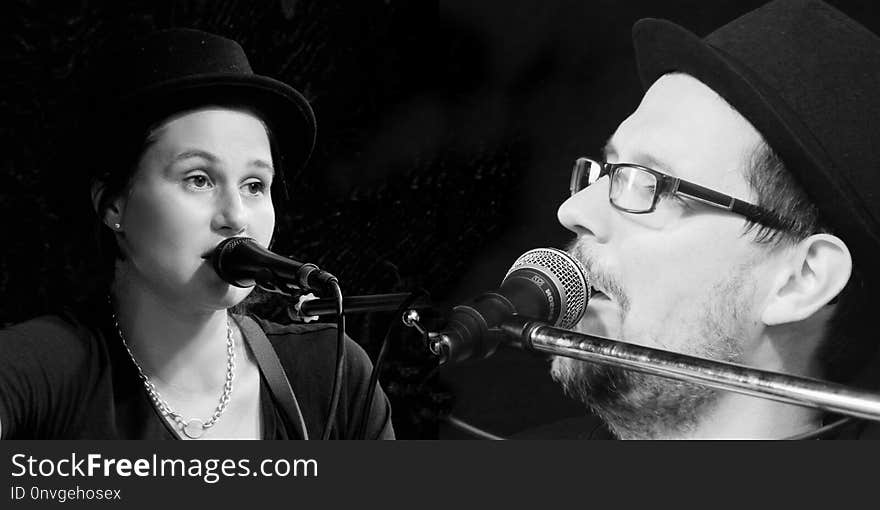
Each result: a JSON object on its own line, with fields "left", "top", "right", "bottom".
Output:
{"left": 743, "top": 142, "right": 876, "bottom": 383}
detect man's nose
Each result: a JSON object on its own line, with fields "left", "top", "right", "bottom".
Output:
{"left": 557, "top": 176, "right": 612, "bottom": 243}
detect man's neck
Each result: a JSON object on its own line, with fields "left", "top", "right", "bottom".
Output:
{"left": 679, "top": 318, "right": 829, "bottom": 439}
{"left": 684, "top": 392, "right": 823, "bottom": 439}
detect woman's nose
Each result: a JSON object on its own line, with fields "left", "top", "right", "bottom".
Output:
{"left": 212, "top": 187, "right": 248, "bottom": 235}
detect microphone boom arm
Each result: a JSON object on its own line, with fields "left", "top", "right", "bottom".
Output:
{"left": 499, "top": 317, "right": 880, "bottom": 422}
{"left": 298, "top": 293, "right": 431, "bottom": 317}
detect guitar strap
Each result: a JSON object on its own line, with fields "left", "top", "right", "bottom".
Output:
{"left": 233, "top": 315, "right": 309, "bottom": 440}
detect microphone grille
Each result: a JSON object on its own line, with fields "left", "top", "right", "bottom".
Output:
{"left": 503, "top": 248, "right": 590, "bottom": 329}
{"left": 212, "top": 236, "right": 259, "bottom": 287}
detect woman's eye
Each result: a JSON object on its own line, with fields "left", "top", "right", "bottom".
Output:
{"left": 185, "top": 174, "right": 212, "bottom": 189}
{"left": 243, "top": 181, "right": 267, "bottom": 195}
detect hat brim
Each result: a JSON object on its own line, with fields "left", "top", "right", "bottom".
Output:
{"left": 632, "top": 18, "right": 880, "bottom": 268}
{"left": 97, "top": 73, "right": 317, "bottom": 179}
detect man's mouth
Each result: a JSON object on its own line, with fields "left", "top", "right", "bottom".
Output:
{"left": 589, "top": 286, "right": 610, "bottom": 301}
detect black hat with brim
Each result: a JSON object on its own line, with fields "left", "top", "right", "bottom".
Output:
{"left": 87, "top": 28, "right": 316, "bottom": 180}
{"left": 632, "top": 0, "right": 880, "bottom": 281}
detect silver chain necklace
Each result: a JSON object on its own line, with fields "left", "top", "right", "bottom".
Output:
{"left": 110, "top": 300, "right": 236, "bottom": 439}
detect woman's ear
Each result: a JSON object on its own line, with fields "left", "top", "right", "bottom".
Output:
{"left": 90, "top": 179, "right": 124, "bottom": 232}
{"left": 761, "top": 234, "right": 852, "bottom": 325}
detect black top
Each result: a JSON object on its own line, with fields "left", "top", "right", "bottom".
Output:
{"left": 0, "top": 299, "right": 394, "bottom": 440}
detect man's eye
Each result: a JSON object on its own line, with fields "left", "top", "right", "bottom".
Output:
{"left": 663, "top": 191, "right": 693, "bottom": 210}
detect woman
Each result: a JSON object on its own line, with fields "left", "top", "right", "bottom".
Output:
{"left": 0, "top": 28, "right": 394, "bottom": 439}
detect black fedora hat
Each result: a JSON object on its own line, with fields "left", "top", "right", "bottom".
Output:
{"left": 86, "top": 28, "right": 316, "bottom": 179}
{"left": 632, "top": 0, "right": 880, "bottom": 280}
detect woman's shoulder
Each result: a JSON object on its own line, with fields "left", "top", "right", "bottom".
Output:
{"left": 2, "top": 314, "right": 86, "bottom": 345}
{"left": 0, "top": 312, "right": 99, "bottom": 361}
{"left": 243, "top": 315, "right": 374, "bottom": 373}
{"left": 253, "top": 317, "right": 340, "bottom": 339}
{"left": 2, "top": 294, "right": 109, "bottom": 347}
{"left": 0, "top": 310, "right": 114, "bottom": 439}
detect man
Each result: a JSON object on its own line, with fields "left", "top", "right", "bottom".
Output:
{"left": 550, "top": 0, "right": 880, "bottom": 439}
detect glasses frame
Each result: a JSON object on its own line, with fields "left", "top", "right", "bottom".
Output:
{"left": 570, "top": 157, "right": 788, "bottom": 230}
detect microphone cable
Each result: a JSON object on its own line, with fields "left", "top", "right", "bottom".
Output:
{"left": 321, "top": 281, "right": 346, "bottom": 440}
{"left": 356, "top": 288, "right": 429, "bottom": 439}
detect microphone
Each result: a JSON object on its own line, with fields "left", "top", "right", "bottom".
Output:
{"left": 209, "top": 237, "right": 338, "bottom": 294}
{"left": 434, "top": 248, "right": 590, "bottom": 364}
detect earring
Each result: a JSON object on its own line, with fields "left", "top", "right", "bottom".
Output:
{"left": 113, "top": 223, "right": 121, "bottom": 230}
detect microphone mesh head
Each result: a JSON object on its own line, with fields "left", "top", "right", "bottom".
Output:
{"left": 503, "top": 248, "right": 590, "bottom": 329}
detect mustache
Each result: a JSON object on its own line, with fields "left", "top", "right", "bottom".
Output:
{"left": 565, "top": 239, "right": 628, "bottom": 308}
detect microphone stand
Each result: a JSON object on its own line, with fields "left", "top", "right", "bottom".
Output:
{"left": 298, "top": 293, "right": 432, "bottom": 317}
{"left": 497, "top": 317, "right": 880, "bottom": 422}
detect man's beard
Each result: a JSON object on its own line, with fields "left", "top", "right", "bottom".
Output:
{"left": 551, "top": 244, "right": 755, "bottom": 439}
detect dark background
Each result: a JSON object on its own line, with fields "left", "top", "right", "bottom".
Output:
{"left": 3, "top": 0, "right": 879, "bottom": 439}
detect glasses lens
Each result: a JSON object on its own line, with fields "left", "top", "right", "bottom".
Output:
{"left": 610, "top": 166, "right": 657, "bottom": 211}
{"left": 570, "top": 158, "right": 603, "bottom": 196}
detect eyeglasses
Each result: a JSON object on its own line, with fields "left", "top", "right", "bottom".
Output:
{"left": 570, "top": 157, "right": 788, "bottom": 229}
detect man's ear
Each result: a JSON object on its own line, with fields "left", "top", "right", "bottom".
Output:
{"left": 761, "top": 234, "right": 852, "bottom": 325}
{"left": 90, "top": 179, "right": 124, "bottom": 231}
